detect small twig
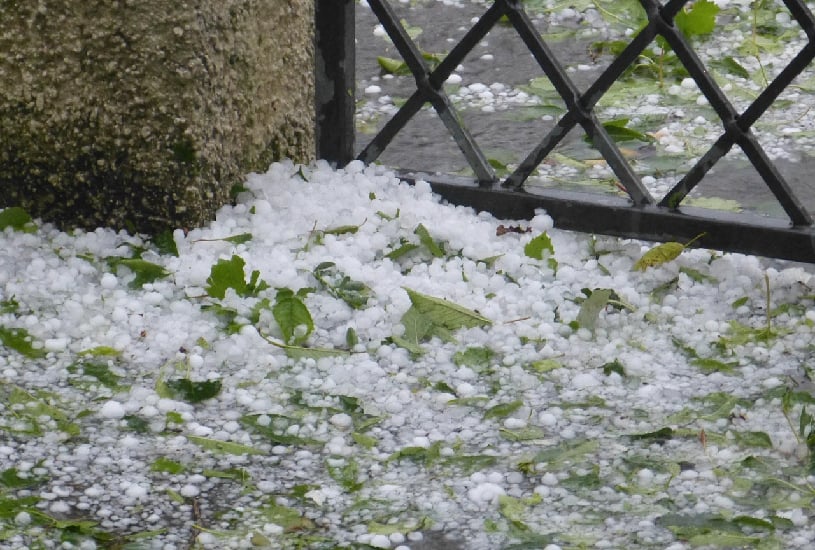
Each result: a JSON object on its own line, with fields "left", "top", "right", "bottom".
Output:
{"left": 503, "top": 316, "right": 531, "bottom": 324}
{"left": 188, "top": 497, "right": 202, "bottom": 547}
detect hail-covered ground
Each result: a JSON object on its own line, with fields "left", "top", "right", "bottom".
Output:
{"left": 0, "top": 160, "right": 814, "bottom": 549}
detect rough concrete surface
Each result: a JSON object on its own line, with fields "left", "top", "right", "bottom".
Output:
{"left": 0, "top": 0, "right": 314, "bottom": 234}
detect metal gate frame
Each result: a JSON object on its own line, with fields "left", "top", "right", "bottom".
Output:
{"left": 315, "top": 0, "right": 815, "bottom": 263}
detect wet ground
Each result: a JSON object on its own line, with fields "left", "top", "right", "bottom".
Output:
{"left": 347, "top": 3, "right": 815, "bottom": 547}
{"left": 353, "top": 0, "right": 815, "bottom": 220}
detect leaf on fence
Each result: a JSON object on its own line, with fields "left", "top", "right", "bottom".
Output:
{"left": 675, "top": 0, "right": 719, "bottom": 37}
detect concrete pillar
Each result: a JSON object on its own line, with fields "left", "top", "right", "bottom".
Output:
{"left": 0, "top": 0, "right": 314, "bottom": 233}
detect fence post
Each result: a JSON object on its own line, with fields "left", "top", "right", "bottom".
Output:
{"left": 315, "top": 0, "right": 356, "bottom": 166}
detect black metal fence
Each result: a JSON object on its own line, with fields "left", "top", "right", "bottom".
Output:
{"left": 315, "top": 0, "right": 815, "bottom": 263}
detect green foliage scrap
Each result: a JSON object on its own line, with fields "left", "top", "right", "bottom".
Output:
{"left": 164, "top": 378, "right": 222, "bottom": 403}
{"left": 392, "top": 288, "right": 491, "bottom": 353}
{"left": 106, "top": 257, "right": 171, "bottom": 289}
{"left": 524, "top": 232, "right": 558, "bottom": 272}
{"left": 273, "top": 288, "right": 314, "bottom": 346}
{"left": 0, "top": 326, "right": 46, "bottom": 358}
{"left": 312, "top": 262, "right": 374, "bottom": 309}
{"left": 205, "top": 255, "right": 269, "bottom": 299}
{"left": 633, "top": 233, "right": 706, "bottom": 271}
{"left": 0, "top": 207, "right": 36, "bottom": 232}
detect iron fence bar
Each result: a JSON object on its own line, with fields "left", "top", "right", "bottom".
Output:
{"left": 314, "top": 0, "right": 355, "bottom": 166}
{"left": 397, "top": 171, "right": 815, "bottom": 263}
{"left": 314, "top": 0, "right": 815, "bottom": 262}
{"left": 502, "top": 2, "right": 653, "bottom": 203}
{"left": 505, "top": 28, "right": 656, "bottom": 190}
{"left": 360, "top": 0, "right": 496, "bottom": 183}
{"left": 658, "top": 24, "right": 814, "bottom": 225}
{"left": 786, "top": 0, "right": 815, "bottom": 41}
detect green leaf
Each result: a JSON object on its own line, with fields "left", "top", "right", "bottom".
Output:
{"left": 109, "top": 258, "right": 171, "bottom": 288}
{"left": 524, "top": 232, "right": 554, "bottom": 261}
{"left": 152, "top": 230, "right": 179, "bottom": 257}
{"left": 377, "top": 56, "right": 410, "bottom": 75}
{"left": 240, "top": 414, "right": 323, "bottom": 446}
{"left": 688, "top": 533, "right": 760, "bottom": 546}
{"left": 78, "top": 346, "right": 121, "bottom": 357}
{"left": 691, "top": 357, "right": 737, "bottom": 374}
{"left": 388, "top": 442, "right": 442, "bottom": 466}
{"left": 575, "top": 288, "right": 612, "bottom": 331}
{"left": 273, "top": 288, "right": 314, "bottom": 345}
{"left": 206, "top": 255, "right": 257, "bottom": 298}
{"left": 385, "top": 242, "right": 421, "bottom": 260}
{"left": 165, "top": 379, "right": 222, "bottom": 403}
{"left": 675, "top": 0, "right": 719, "bottom": 37}
{"left": 203, "top": 467, "right": 251, "bottom": 484}
{"left": 312, "top": 262, "right": 373, "bottom": 309}
{"left": 633, "top": 242, "right": 685, "bottom": 271}
{"left": 525, "top": 358, "right": 563, "bottom": 374}
{"left": 186, "top": 435, "right": 263, "bottom": 456}
{"left": 323, "top": 224, "right": 361, "bottom": 236}
{"left": 498, "top": 493, "right": 542, "bottom": 524}
{"left": 414, "top": 223, "right": 445, "bottom": 258}
{"left": 345, "top": 327, "right": 359, "bottom": 348}
{"left": 124, "top": 415, "right": 150, "bottom": 433}
{"left": 629, "top": 427, "right": 674, "bottom": 442}
{"left": 0, "top": 207, "right": 35, "bottom": 232}
{"left": 260, "top": 503, "right": 315, "bottom": 531}
{"left": 395, "top": 306, "right": 434, "bottom": 349}
{"left": 602, "top": 359, "right": 626, "bottom": 377}
{"left": 562, "top": 464, "right": 602, "bottom": 490}
{"left": 403, "top": 288, "right": 491, "bottom": 331}
{"left": 633, "top": 233, "right": 705, "bottom": 271}
{"left": 281, "top": 344, "right": 350, "bottom": 360}
{"left": 0, "top": 297, "right": 19, "bottom": 314}
{"left": 529, "top": 439, "right": 599, "bottom": 469}
{"left": 0, "top": 326, "right": 46, "bottom": 358}
{"left": 595, "top": 118, "right": 653, "bottom": 143}
{"left": 453, "top": 346, "right": 496, "bottom": 369}
{"left": 326, "top": 458, "right": 363, "bottom": 492}
{"left": 484, "top": 400, "right": 524, "bottom": 420}
{"left": 352, "top": 432, "right": 377, "bottom": 449}
{"left": 500, "top": 426, "right": 546, "bottom": 441}
{"left": 482, "top": 400, "right": 524, "bottom": 420}
{"left": 679, "top": 266, "right": 717, "bottom": 283}
{"left": 150, "top": 457, "right": 186, "bottom": 474}
{"left": 67, "top": 361, "right": 125, "bottom": 390}
{"left": 733, "top": 431, "right": 773, "bottom": 449}
{"left": 712, "top": 56, "right": 750, "bottom": 79}
{"left": 1, "top": 467, "right": 48, "bottom": 489}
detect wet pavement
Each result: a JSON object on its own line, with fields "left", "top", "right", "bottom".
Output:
{"left": 354, "top": 0, "right": 815, "bottom": 220}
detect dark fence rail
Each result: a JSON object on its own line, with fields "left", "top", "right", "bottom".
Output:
{"left": 315, "top": 0, "right": 815, "bottom": 263}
